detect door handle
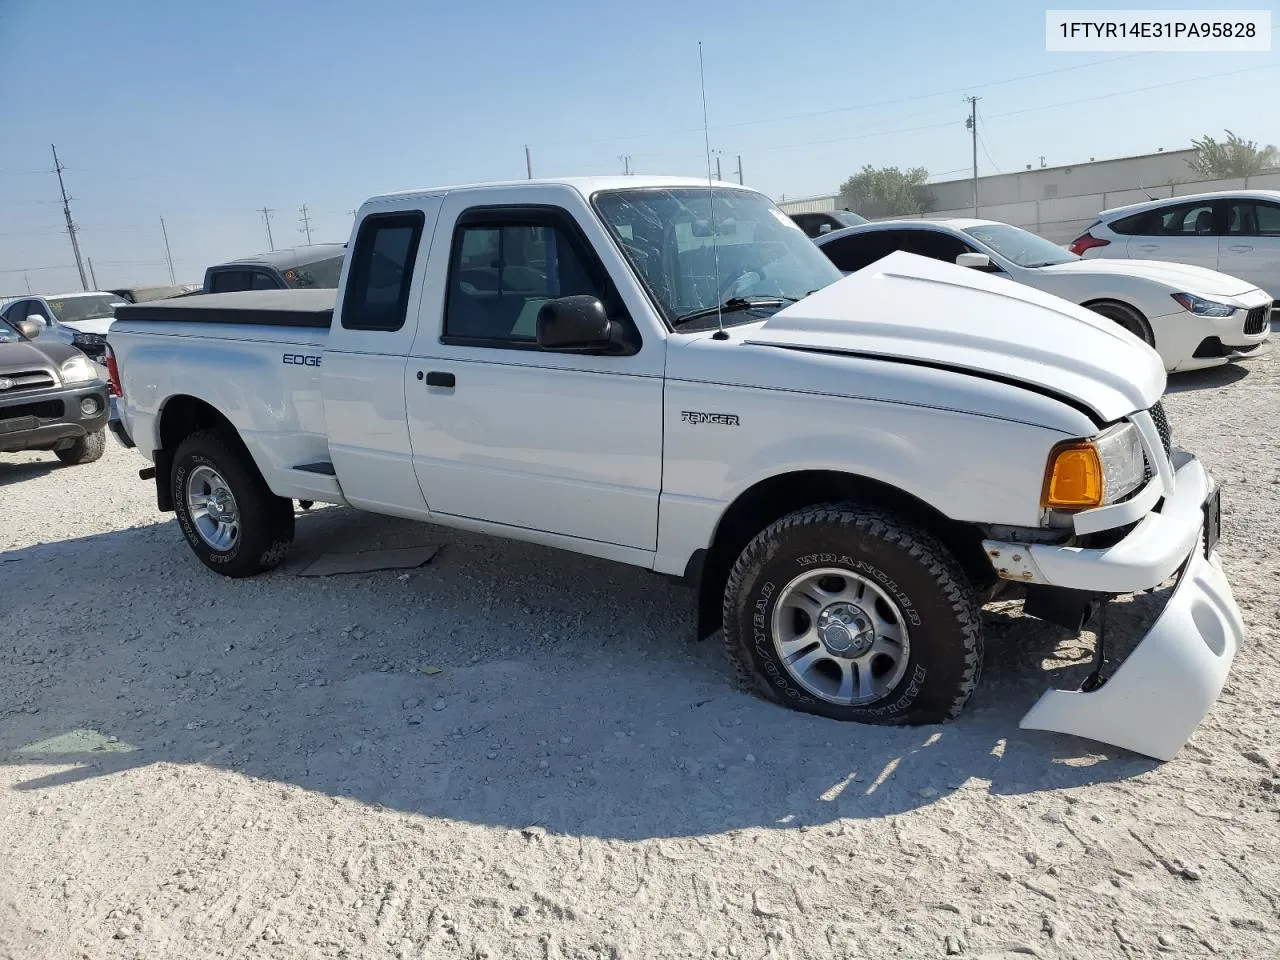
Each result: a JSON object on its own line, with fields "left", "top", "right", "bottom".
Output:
{"left": 1136, "top": 244, "right": 1158, "bottom": 251}
{"left": 1227, "top": 244, "right": 1254, "bottom": 253}
{"left": 424, "top": 371, "right": 455, "bottom": 388}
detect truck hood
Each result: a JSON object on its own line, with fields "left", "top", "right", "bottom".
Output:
{"left": 747, "top": 251, "right": 1165, "bottom": 423}
{"left": 0, "top": 339, "right": 62, "bottom": 375}
{"left": 1033, "top": 257, "right": 1261, "bottom": 299}
{"left": 60, "top": 316, "right": 114, "bottom": 335}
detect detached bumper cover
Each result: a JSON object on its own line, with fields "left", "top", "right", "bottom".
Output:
{"left": 1020, "top": 549, "right": 1241, "bottom": 761}
{"left": 984, "top": 452, "right": 1245, "bottom": 761}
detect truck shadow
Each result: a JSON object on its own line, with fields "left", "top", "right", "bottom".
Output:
{"left": 0, "top": 507, "right": 1161, "bottom": 841}
{"left": 1165, "top": 363, "right": 1251, "bottom": 393}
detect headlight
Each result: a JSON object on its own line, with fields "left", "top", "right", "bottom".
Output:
{"left": 1171, "top": 293, "right": 1236, "bottom": 318}
{"left": 1042, "top": 423, "right": 1145, "bottom": 510}
{"left": 59, "top": 354, "right": 100, "bottom": 384}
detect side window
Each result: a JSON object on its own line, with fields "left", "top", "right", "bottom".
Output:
{"left": 340, "top": 212, "right": 425, "bottom": 332}
{"left": 906, "top": 230, "right": 974, "bottom": 263}
{"left": 820, "top": 232, "right": 902, "bottom": 272}
{"left": 209, "top": 271, "right": 253, "bottom": 293}
{"left": 251, "top": 272, "right": 280, "bottom": 290}
{"left": 1230, "top": 201, "right": 1280, "bottom": 236}
{"left": 444, "top": 213, "right": 612, "bottom": 345}
{"left": 1108, "top": 211, "right": 1156, "bottom": 235}
{"left": 1155, "top": 202, "right": 1216, "bottom": 236}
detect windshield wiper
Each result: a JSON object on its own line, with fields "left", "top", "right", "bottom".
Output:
{"left": 674, "top": 295, "right": 799, "bottom": 328}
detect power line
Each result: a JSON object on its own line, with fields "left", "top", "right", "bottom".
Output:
{"left": 975, "top": 106, "right": 1000, "bottom": 174}
{"left": 51, "top": 144, "right": 89, "bottom": 292}
{"left": 535, "top": 53, "right": 1152, "bottom": 149}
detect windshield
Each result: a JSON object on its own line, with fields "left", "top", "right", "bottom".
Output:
{"left": 282, "top": 255, "right": 345, "bottom": 289}
{"left": 0, "top": 317, "right": 24, "bottom": 343}
{"left": 593, "top": 187, "right": 841, "bottom": 329}
{"left": 47, "top": 294, "right": 124, "bottom": 324}
{"left": 962, "top": 223, "right": 1077, "bottom": 268}
{"left": 835, "top": 210, "right": 868, "bottom": 227}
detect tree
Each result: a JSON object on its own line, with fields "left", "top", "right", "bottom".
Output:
{"left": 838, "top": 166, "right": 935, "bottom": 218}
{"left": 1187, "top": 130, "right": 1278, "bottom": 180}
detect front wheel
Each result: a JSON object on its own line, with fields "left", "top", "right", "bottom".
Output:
{"left": 54, "top": 429, "right": 106, "bottom": 465}
{"left": 722, "top": 504, "right": 983, "bottom": 725}
{"left": 171, "top": 429, "right": 295, "bottom": 578}
{"left": 1088, "top": 300, "right": 1154, "bottom": 346}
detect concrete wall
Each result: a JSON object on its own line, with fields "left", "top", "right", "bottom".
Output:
{"left": 775, "top": 195, "right": 838, "bottom": 214}
{"left": 928, "top": 150, "right": 1199, "bottom": 210}
{"left": 907, "top": 171, "right": 1280, "bottom": 243}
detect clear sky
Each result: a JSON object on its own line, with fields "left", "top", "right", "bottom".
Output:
{"left": 1, "top": 0, "right": 1277, "bottom": 294}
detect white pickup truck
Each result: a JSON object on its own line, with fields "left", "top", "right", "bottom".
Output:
{"left": 107, "top": 176, "right": 1243, "bottom": 761}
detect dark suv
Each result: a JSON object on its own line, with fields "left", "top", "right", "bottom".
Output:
{"left": 0, "top": 317, "right": 109, "bottom": 465}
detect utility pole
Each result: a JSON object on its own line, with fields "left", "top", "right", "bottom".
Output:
{"left": 88, "top": 258, "right": 98, "bottom": 289}
{"left": 715, "top": 155, "right": 722, "bottom": 181}
{"left": 298, "top": 204, "right": 314, "bottom": 245}
{"left": 525, "top": 145, "right": 533, "bottom": 179}
{"left": 735, "top": 154, "right": 743, "bottom": 185}
{"left": 51, "top": 144, "right": 89, "bottom": 291}
{"left": 618, "top": 155, "right": 633, "bottom": 175}
{"left": 964, "top": 97, "right": 980, "bottom": 217}
{"left": 24, "top": 274, "right": 32, "bottom": 294}
{"left": 259, "top": 207, "right": 275, "bottom": 251}
{"left": 160, "top": 217, "right": 176, "bottom": 284}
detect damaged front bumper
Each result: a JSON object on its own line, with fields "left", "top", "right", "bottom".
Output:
{"left": 983, "top": 452, "right": 1243, "bottom": 761}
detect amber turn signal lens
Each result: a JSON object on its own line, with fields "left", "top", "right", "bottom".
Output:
{"left": 1042, "top": 442, "right": 1103, "bottom": 509}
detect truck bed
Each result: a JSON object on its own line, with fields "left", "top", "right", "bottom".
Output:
{"left": 113, "top": 289, "right": 336, "bottom": 329}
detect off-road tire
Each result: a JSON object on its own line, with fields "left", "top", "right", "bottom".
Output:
{"left": 722, "top": 504, "right": 983, "bottom": 725}
{"left": 1088, "top": 300, "right": 1154, "bottom": 346}
{"left": 171, "top": 429, "right": 294, "bottom": 578}
{"left": 54, "top": 429, "right": 106, "bottom": 465}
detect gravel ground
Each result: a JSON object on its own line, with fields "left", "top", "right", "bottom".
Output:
{"left": 3, "top": 353, "right": 1279, "bottom": 960}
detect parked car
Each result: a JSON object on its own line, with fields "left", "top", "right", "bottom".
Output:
{"left": 0, "top": 291, "right": 128, "bottom": 361}
{"left": 788, "top": 209, "right": 868, "bottom": 238}
{"left": 0, "top": 315, "right": 109, "bottom": 464}
{"left": 0, "top": 297, "right": 79, "bottom": 350}
{"left": 815, "top": 219, "right": 1272, "bottom": 372}
{"left": 201, "top": 244, "right": 346, "bottom": 293}
{"left": 1069, "top": 190, "right": 1280, "bottom": 304}
{"left": 108, "top": 176, "right": 1241, "bottom": 761}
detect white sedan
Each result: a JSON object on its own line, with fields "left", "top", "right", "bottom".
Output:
{"left": 815, "top": 218, "right": 1272, "bottom": 372}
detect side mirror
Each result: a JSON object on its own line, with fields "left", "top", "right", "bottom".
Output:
{"left": 818, "top": 223, "right": 833, "bottom": 234}
{"left": 26, "top": 314, "right": 48, "bottom": 329}
{"left": 536, "top": 296, "right": 614, "bottom": 352}
{"left": 15, "top": 319, "right": 41, "bottom": 339}
{"left": 956, "top": 252, "right": 991, "bottom": 269}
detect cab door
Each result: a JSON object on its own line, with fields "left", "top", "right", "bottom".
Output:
{"left": 321, "top": 198, "right": 442, "bottom": 518}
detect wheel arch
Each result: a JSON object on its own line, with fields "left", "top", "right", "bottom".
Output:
{"left": 152, "top": 394, "right": 243, "bottom": 512}
{"left": 691, "top": 469, "right": 994, "bottom": 641}
{"left": 1081, "top": 297, "right": 1155, "bottom": 345}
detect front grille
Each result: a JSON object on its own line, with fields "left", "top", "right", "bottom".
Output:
{"left": 1244, "top": 306, "right": 1269, "bottom": 335}
{"left": 0, "top": 399, "right": 63, "bottom": 423}
{"left": 1149, "top": 400, "right": 1173, "bottom": 456}
{"left": 0, "top": 370, "right": 56, "bottom": 393}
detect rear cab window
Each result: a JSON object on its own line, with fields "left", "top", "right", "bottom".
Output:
{"left": 340, "top": 212, "right": 426, "bottom": 332}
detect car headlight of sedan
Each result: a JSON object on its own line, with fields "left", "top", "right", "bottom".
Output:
{"left": 59, "top": 354, "right": 100, "bottom": 384}
{"left": 1042, "top": 422, "right": 1145, "bottom": 510}
{"left": 1171, "top": 292, "right": 1236, "bottom": 318}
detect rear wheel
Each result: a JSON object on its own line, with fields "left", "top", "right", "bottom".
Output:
{"left": 54, "top": 429, "right": 106, "bottom": 465}
{"left": 722, "top": 504, "right": 983, "bottom": 725}
{"left": 1088, "top": 300, "right": 1154, "bottom": 346}
{"left": 172, "top": 429, "right": 294, "bottom": 577}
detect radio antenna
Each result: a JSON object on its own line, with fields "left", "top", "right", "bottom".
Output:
{"left": 698, "top": 41, "right": 727, "bottom": 340}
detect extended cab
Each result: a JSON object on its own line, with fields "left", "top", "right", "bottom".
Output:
{"left": 107, "top": 176, "right": 1244, "bottom": 761}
